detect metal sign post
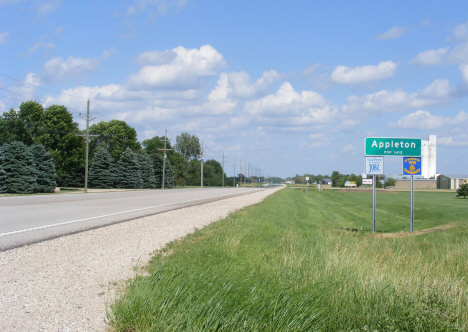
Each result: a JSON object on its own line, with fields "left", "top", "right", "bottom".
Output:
{"left": 373, "top": 175, "right": 376, "bottom": 233}
{"left": 403, "top": 157, "right": 421, "bottom": 232}
{"left": 306, "top": 176, "right": 309, "bottom": 194}
{"left": 411, "top": 175, "right": 414, "bottom": 232}
{"left": 365, "top": 157, "right": 384, "bottom": 233}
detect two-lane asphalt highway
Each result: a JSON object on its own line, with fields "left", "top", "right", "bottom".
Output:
{"left": 0, "top": 187, "right": 264, "bottom": 251}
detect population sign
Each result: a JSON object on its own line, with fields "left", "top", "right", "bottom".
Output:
{"left": 365, "top": 138, "right": 421, "bottom": 157}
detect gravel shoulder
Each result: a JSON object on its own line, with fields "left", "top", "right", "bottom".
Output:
{"left": 0, "top": 187, "right": 282, "bottom": 332}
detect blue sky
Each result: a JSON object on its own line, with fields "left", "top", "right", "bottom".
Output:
{"left": 1, "top": 0, "right": 467, "bottom": 178}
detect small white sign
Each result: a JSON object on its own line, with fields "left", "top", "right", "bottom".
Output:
{"left": 363, "top": 179, "right": 373, "bottom": 185}
{"left": 362, "top": 173, "right": 367, "bottom": 179}
{"left": 305, "top": 177, "right": 309, "bottom": 181}
{"left": 365, "top": 157, "right": 384, "bottom": 175}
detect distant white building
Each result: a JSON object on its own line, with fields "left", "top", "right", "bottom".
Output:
{"left": 421, "top": 135, "right": 436, "bottom": 179}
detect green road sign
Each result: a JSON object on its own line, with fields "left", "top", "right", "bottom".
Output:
{"left": 365, "top": 137, "right": 421, "bottom": 156}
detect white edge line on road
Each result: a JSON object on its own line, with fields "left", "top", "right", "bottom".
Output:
{"left": 0, "top": 190, "right": 260, "bottom": 237}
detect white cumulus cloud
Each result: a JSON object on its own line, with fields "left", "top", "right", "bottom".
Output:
{"left": 127, "top": 45, "right": 226, "bottom": 90}
{"left": 41, "top": 50, "right": 113, "bottom": 83}
{"left": 389, "top": 110, "right": 468, "bottom": 129}
{"left": 9, "top": 73, "right": 42, "bottom": 100}
{"left": 209, "top": 70, "right": 279, "bottom": 101}
{"left": 28, "top": 37, "right": 55, "bottom": 53}
{"left": 244, "top": 82, "right": 336, "bottom": 128}
{"left": 341, "top": 144, "right": 355, "bottom": 153}
{"left": 331, "top": 61, "right": 397, "bottom": 84}
{"left": 438, "top": 136, "right": 468, "bottom": 146}
{"left": 126, "top": 0, "right": 188, "bottom": 16}
{"left": 36, "top": 0, "right": 61, "bottom": 17}
{"left": 344, "top": 79, "right": 454, "bottom": 114}
{"left": 245, "top": 82, "right": 328, "bottom": 115}
{"left": 460, "top": 64, "right": 468, "bottom": 83}
{"left": 0, "top": 31, "right": 9, "bottom": 44}
{"left": 375, "top": 26, "right": 409, "bottom": 40}
{"left": 411, "top": 47, "right": 449, "bottom": 66}
{"left": 450, "top": 21, "right": 468, "bottom": 42}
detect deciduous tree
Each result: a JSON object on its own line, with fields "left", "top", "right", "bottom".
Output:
{"left": 36, "top": 105, "right": 85, "bottom": 185}
{"left": 89, "top": 120, "right": 141, "bottom": 162}
{"left": 174, "top": 132, "right": 200, "bottom": 162}
{"left": 457, "top": 183, "right": 468, "bottom": 198}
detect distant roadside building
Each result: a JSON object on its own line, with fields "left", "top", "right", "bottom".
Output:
{"left": 437, "top": 174, "right": 468, "bottom": 189}
{"left": 437, "top": 174, "right": 451, "bottom": 189}
{"left": 395, "top": 179, "right": 437, "bottom": 189}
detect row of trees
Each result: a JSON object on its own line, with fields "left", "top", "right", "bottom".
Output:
{"left": 0, "top": 101, "right": 227, "bottom": 190}
{"left": 290, "top": 174, "right": 331, "bottom": 185}
{"left": 0, "top": 142, "right": 56, "bottom": 194}
{"left": 330, "top": 171, "right": 363, "bottom": 188}
{"left": 290, "top": 172, "right": 396, "bottom": 188}
{"left": 87, "top": 146, "right": 174, "bottom": 189}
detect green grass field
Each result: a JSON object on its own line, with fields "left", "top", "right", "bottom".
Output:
{"left": 109, "top": 188, "right": 468, "bottom": 331}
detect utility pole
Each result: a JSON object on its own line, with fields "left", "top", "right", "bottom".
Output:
{"left": 240, "top": 158, "right": 242, "bottom": 186}
{"left": 199, "top": 141, "right": 206, "bottom": 188}
{"left": 158, "top": 130, "right": 172, "bottom": 189}
{"left": 233, "top": 157, "right": 236, "bottom": 187}
{"left": 77, "top": 99, "right": 98, "bottom": 193}
{"left": 220, "top": 151, "right": 227, "bottom": 187}
{"left": 248, "top": 162, "right": 250, "bottom": 183}
{"left": 244, "top": 160, "right": 246, "bottom": 186}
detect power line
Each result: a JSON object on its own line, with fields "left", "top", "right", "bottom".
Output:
{"left": 0, "top": 72, "right": 87, "bottom": 100}
{"left": 89, "top": 99, "right": 149, "bottom": 131}
{"left": 0, "top": 87, "right": 83, "bottom": 113}
{"left": 1, "top": 71, "right": 154, "bottom": 133}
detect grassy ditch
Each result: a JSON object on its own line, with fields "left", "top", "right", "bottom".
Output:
{"left": 109, "top": 189, "right": 468, "bottom": 331}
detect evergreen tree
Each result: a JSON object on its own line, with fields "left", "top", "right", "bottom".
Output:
{"left": 0, "top": 141, "right": 36, "bottom": 194}
{"left": 88, "top": 146, "right": 114, "bottom": 189}
{"left": 0, "top": 144, "right": 7, "bottom": 193}
{"left": 164, "top": 158, "right": 175, "bottom": 188}
{"left": 150, "top": 153, "right": 175, "bottom": 188}
{"left": 30, "top": 144, "right": 57, "bottom": 193}
{"left": 61, "top": 169, "right": 85, "bottom": 188}
{"left": 115, "top": 148, "right": 142, "bottom": 189}
{"left": 137, "top": 152, "right": 156, "bottom": 189}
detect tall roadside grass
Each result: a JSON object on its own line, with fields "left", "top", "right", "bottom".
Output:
{"left": 109, "top": 189, "right": 468, "bottom": 331}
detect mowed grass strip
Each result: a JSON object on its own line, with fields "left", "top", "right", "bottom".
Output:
{"left": 109, "top": 189, "right": 468, "bottom": 331}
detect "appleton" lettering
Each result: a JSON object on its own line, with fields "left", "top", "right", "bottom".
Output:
{"left": 371, "top": 140, "right": 416, "bottom": 149}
